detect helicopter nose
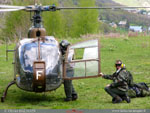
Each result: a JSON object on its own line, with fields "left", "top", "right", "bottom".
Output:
{"left": 33, "top": 61, "right": 46, "bottom": 92}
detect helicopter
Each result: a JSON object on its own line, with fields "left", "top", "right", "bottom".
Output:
{"left": 0, "top": 2, "right": 150, "bottom": 102}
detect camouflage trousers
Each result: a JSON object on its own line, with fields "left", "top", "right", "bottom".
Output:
{"left": 64, "top": 79, "right": 77, "bottom": 99}
{"left": 105, "top": 86, "right": 127, "bottom": 99}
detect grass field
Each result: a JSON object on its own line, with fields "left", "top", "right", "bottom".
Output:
{"left": 0, "top": 36, "right": 150, "bottom": 109}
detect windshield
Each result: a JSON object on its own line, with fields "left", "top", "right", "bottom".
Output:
{"left": 18, "top": 36, "right": 60, "bottom": 74}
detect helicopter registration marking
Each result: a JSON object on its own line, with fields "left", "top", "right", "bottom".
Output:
{"left": 36, "top": 71, "right": 43, "bottom": 80}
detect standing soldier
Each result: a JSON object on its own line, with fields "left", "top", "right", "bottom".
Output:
{"left": 100, "top": 60, "right": 130, "bottom": 103}
{"left": 59, "top": 40, "right": 78, "bottom": 102}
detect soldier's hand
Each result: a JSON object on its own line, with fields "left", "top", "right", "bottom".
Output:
{"left": 106, "top": 84, "right": 110, "bottom": 87}
{"left": 100, "top": 72, "right": 104, "bottom": 77}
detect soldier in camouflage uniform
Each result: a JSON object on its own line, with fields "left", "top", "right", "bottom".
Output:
{"left": 100, "top": 60, "right": 130, "bottom": 103}
{"left": 60, "top": 40, "right": 78, "bottom": 102}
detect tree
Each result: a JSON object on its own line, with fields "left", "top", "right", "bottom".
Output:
{"left": 43, "top": 0, "right": 65, "bottom": 38}
{"left": 70, "top": 0, "right": 99, "bottom": 37}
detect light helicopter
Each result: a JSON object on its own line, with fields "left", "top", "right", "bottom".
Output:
{"left": 0, "top": 2, "right": 149, "bottom": 102}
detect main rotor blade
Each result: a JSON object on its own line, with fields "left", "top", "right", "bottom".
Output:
{"left": 0, "top": 9, "right": 22, "bottom": 12}
{"left": 0, "top": 5, "right": 25, "bottom": 9}
{"left": 57, "top": 6, "right": 150, "bottom": 10}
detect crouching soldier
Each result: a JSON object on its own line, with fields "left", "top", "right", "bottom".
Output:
{"left": 59, "top": 40, "right": 78, "bottom": 102}
{"left": 100, "top": 60, "right": 130, "bottom": 103}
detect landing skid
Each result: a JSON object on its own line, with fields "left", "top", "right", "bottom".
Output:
{"left": 1, "top": 81, "right": 16, "bottom": 102}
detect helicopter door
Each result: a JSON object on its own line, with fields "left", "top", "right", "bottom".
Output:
{"left": 63, "top": 39, "right": 101, "bottom": 80}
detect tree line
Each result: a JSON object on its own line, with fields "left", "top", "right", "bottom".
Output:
{"left": 0, "top": 0, "right": 100, "bottom": 41}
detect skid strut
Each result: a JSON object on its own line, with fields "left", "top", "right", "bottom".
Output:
{"left": 1, "top": 81, "right": 16, "bottom": 102}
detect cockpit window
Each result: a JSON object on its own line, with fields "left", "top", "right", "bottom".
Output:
{"left": 18, "top": 36, "right": 60, "bottom": 74}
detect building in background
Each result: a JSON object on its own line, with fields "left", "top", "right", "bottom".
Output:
{"left": 129, "top": 26, "right": 142, "bottom": 32}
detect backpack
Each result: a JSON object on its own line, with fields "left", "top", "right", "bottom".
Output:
{"left": 127, "top": 71, "right": 134, "bottom": 87}
{"left": 128, "top": 82, "right": 150, "bottom": 97}
{"left": 134, "top": 82, "right": 149, "bottom": 91}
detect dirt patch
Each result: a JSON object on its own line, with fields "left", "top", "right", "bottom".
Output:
{"left": 104, "top": 33, "right": 121, "bottom": 38}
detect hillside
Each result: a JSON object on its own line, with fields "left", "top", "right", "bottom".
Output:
{"left": 97, "top": 0, "right": 150, "bottom": 27}
{"left": 113, "top": 0, "right": 150, "bottom": 6}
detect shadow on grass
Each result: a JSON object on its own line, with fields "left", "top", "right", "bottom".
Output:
{"left": 3, "top": 90, "right": 65, "bottom": 107}
{"left": 19, "top": 93, "right": 63, "bottom": 102}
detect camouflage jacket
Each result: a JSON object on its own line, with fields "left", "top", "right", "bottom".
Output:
{"left": 127, "top": 71, "right": 134, "bottom": 87}
{"left": 103, "top": 68, "right": 129, "bottom": 91}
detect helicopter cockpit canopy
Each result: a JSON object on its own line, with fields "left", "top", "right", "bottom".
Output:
{"left": 18, "top": 36, "right": 60, "bottom": 75}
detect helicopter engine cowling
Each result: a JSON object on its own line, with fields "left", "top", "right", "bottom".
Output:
{"left": 14, "top": 36, "right": 62, "bottom": 92}
{"left": 28, "top": 27, "right": 46, "bottom": 38}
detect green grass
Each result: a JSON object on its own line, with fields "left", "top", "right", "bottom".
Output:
{"left": 0, "top": 36, "right": 150, "bottom": 109}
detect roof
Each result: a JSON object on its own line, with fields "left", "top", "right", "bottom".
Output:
{"left": 129, "top": 26, "right": 142, "bottom": 32}
{"left": 118, "top": 21, "right": 127, "bottom": 25}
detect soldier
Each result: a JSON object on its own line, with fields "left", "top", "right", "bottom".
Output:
{"left": 100, "top": 60, "right": 130, "bottom": 103}
{"left": 59, "top": 40, "right": 78, "bottom": 102}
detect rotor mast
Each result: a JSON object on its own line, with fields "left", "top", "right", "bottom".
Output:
{"left": 32, "top": 9, "right": 42, "bottom": 28}
{"left": 29, "top": 5, "right": 57, "bottom": 28}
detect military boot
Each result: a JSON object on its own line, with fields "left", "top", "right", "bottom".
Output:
{"left": 72, "top": 93, "right": 78, "bottom": 101}
{"left": 113, "top": 96, "right": 122, "bottom": 104}
{"left": 64, "top": 98, "right": 72, "bottom": 102}
{"left": 121, "top": 93, "right": 131, "bottom": 103}
{"left": 122, "top": 96, "right": 131, "bottom": 103}
{"left": 112, "top": 98, "right": 116, "bottom": 103}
